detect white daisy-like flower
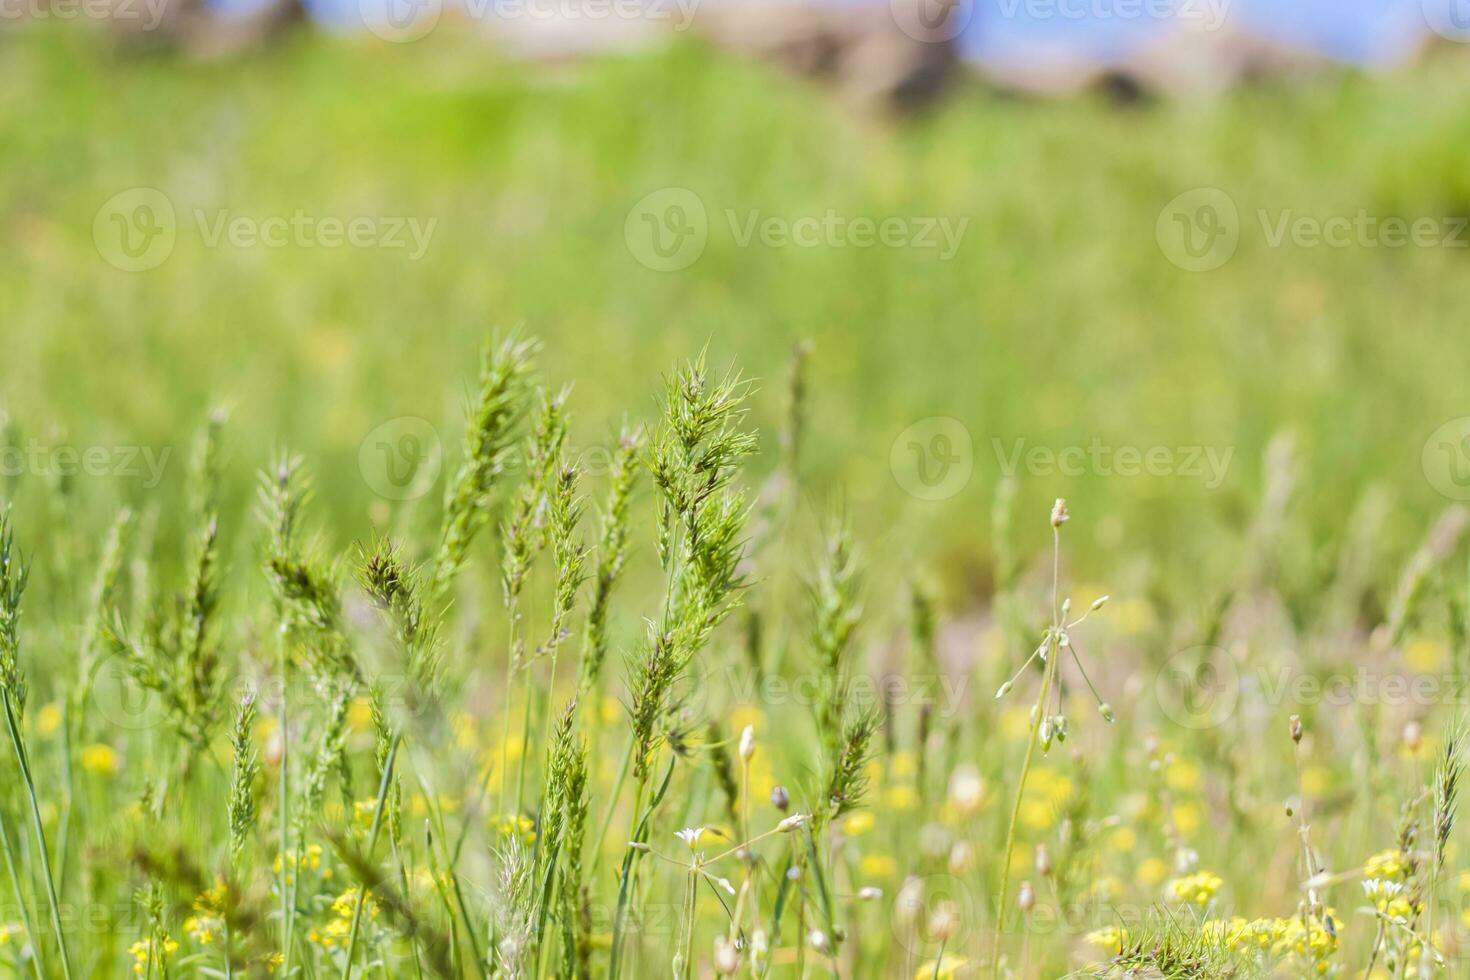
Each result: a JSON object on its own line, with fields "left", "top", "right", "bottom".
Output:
{"left": 675, "top": 827, "right": 707, "bottom": 850}
{"left": 1361, "top": 877, "right": 1403, "bottom": 900}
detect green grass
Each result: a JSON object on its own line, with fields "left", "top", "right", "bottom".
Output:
{"left": 1, "top": 25, "right": 1470, "bottom": 978}
{"left": 5, "top": 29, "right": 1470, "bottom": 598}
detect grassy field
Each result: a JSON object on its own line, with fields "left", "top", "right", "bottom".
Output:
{"left": 2, "top": 24, "right": 1470, "bottom": 977}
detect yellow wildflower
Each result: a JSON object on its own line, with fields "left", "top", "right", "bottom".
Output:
{"left": 1166, "top": 869, "right": 1223, "bottom": 907}
{"left": 36, "top": 703, "right": 62, "bottom": 737}
{"left": 80, "top": 743, "right": 118, "bottom": 776}
{"left": 1086, "top": 926, "right": 1126, "bottom": 953}
{"left": 1363, "top": 849, "right": 1407, "bottom": 881}
{"left": 859, "top": 854, "right": 898, "bottom": 878}
{"left": 1136, "top": 858, "right": 1168, "bottom": 886}
{"left": 914, "top": 954, "right": 969, "bottom": 979}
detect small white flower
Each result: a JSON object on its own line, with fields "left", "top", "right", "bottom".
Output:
{"left": 777, "top": 813, "right": 810, "bottom": 833}
{"left": 739, "top": 725, "right": 756, "bottom": 762}
{"left": 675, "top": 827, "right": 707, "bottom": 850}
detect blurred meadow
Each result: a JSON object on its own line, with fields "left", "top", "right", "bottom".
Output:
{"left": 3, "top": 13, "right": 1470, "bottom": 978}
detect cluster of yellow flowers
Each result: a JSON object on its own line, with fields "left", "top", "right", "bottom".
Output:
{"left": 1085, "top": 925, "right": 1127, "bottom": 953}
{"left": 493, "top": 813, "right": 536, "bottom": 845}
{"left": 1165, "top": 869, "right": 1223, "bottom": 908}
{"left": 1087, "top": 911, "right": 1340, "bottom": 970}
{"left": 1363, "top": 848, "right": 1408, "bottom": 881}
{"left": 308, "top": 886, "right": 380, "bottom": 949}
{"left": 1202, "top": 914, "right": 1340, "bottom": 960}
{"left": 272, "top": 842, "right": 329, "bottom": 886}
{"left": 128, "top": 937, "right": 179, "bottom": 976}
{"left": 183, "top": 880, "right": 229, "bottom": 946}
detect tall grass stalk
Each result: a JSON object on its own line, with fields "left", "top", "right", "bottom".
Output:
{"left": 991, "top": 509, "right": 1064, "bottom": 979}
{"left": 0, "top": 804, "right": 43, "bottom": 980}
{"left": 0, "top": 512, "right": 71, "bottom": 979}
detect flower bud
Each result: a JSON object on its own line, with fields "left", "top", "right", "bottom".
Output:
{"left": 928, "top": 901, "right": 959, "bottom": 941}
{"left": 1050, "top": 498, "right": 1069, "bottom": 527}
{"left": 947, "top": 764, "right": 984, "bottom": 816}
{"left": 1403, "top": 720, "right": 1423, "bottom": 754}
{"left": 739, "top": 725, "right": 755, "bottom": 762}
{"left": 1018, "top": 880, "right": 1036, "bottom": 914}
{"left": 770, "top": 785, "right": 790, "bottom": 812}
{"left": 778, "top": 813, "right": 810, "bottom": 833}
{"left": 1035, "top": 843, "right": 1053, "bottom": 878}
{"left": 713, "top": 936, "right": 739, "bottom": 975}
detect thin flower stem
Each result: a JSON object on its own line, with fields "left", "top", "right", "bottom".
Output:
{"left": 991, "top": 526, "right": 1061, "bottom": 980}
{"left": 277, "top": 655, "right": 296, "bottom": 974}
{"left": 0, "top": 803, "right": 45, "bottom": 980}
{"left": 2, "top": 690, "right": 71, "bottom": 980}
{"left": 679, "top": 866, "right": 698, "bottom": 980}
{"left": 340, "top": 733, "right": 401, "bottom": 980}
{"left": 607, "top": 774, "right": 650, "bottom": 980}
{"left": 1064, "top": 638, "right": 1109, "bottom": 711}
{"left": 514, "top": 666, "right": 535, "bottom": 814}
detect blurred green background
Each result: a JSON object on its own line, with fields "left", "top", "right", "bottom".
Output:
{"left": 4, "top": 28, "right": 1470, "bottom": 610}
